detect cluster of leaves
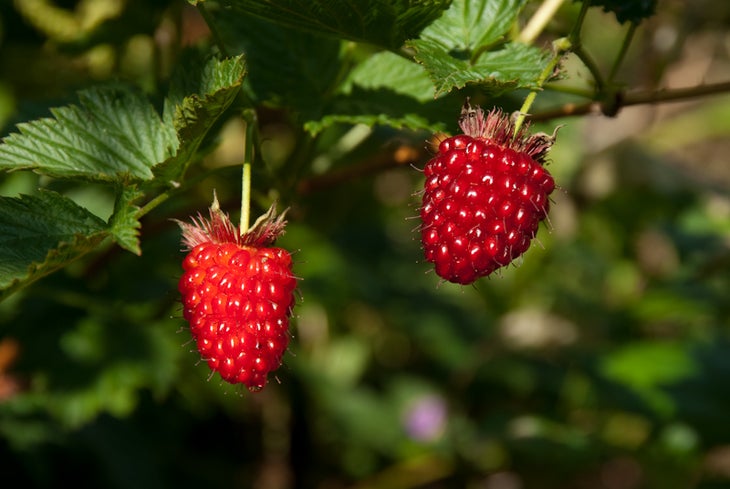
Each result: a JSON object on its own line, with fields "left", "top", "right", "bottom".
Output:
{"left": 0, "top": 0, "right": 554, "bottom": 302}
{"left": 209, "top": 0, "right": 551, "bottom": 130}
{"left": 0, "top": 55, "right": 245, "bottom": 299}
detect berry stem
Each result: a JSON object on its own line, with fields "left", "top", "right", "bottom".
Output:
{"left": 608, "top": 20, "right": 638, "bottom": 83}
{"left": 239, "top": 108, "right": 260, "bottom": 235}
{"left": 513, "top": 36, "right": 572, "bottom": 137}
{"left": 512, "top": 0, "right": 593, "bottom": 138}
{"left": 240, "top": 162, "right": 251, "bottom": 235}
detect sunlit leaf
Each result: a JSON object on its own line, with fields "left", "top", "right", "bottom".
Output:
{"left": 419, "top": 0, "right": 528, "bottom": 50}
{"left": 408, "top": 38, "right": 549, "bottom": 96}
{"left": 157, "top": 54, "right": 246, "bottom": 183}
{"left": 0, "top": 86, "right": 177, "bottom": 183}
{"left": 343, "top": 51, "right": 436, "bottom": 102}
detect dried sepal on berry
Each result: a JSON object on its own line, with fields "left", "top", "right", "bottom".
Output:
{"left": 177, "top": 192, "right": 288, "bottom": 250}
{"left": 457, "top": 99, "right": 556, "bottom": 164}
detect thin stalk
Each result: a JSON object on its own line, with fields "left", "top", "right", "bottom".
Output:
{"left": 567, "top": 1, "right": 605, "bottom": 91}
{"left": 573, "top": 46, "right": 605, "bottom": 92}
{"left": 135, "top": 165, "right": 238, "bottom": 220}
{"left": 608, "top": 21, "right": 638, "bottom": 83}
{"left": 568, "top": 0, "right": 590, "bottom": 42}
{"left": 136, "top": 190, "right": 171, "bottom": 219}
{"left": 240, "top": 162, "right": 251, "bottom": 234}
{"left": 197, "top": 3, "right": 230, "bottom": 57}
{"left": 512, "top": 0, "right": 594, "bottom": 137}
{"left": 239, "top": 109, "right": 257, "bottom": 235}
{"left": 513, "top": 37, "right": 572, "bottom": 136}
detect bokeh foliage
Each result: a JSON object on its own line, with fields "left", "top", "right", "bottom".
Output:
{"left": 1, "top": 0, "right": 730, "bottom": 488}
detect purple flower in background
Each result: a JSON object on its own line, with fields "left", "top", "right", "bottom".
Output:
{"left": 403, "top": 394, "right": 447, "bottom": 442}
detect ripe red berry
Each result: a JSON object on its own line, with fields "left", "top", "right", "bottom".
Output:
{"left": 177, "top": 196, "right": 296, "bottom": 391}
{"left": 420, "top": 101, "right": 557, "bottom": 284}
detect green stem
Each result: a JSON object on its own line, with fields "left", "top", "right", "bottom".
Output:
{"left": 565, "top": 1, "right": 605, "bottom": 92}
{"left": 197, "top": 3, "right": 230, "bottom": 57}
{"left": 240, "top": 162, "right": 251, "bottom": 234}
{"left": 608, "top": 21, "right": 638, "bottom": 83}
{"left": 470, "top": 44, "right": 487, "bottom": 65}
{"left": 239, "top": 109, "right": 257, "bottom": 235}
{"left": 514, "top": 92, "right": 538, "bottom": 136}
{"left": 135, "top": 166, "right": 234, "bottom": 220}
{"left": 573, "top": 46, "right": 605, "bottom": 92}
{"left": 512, "top": 1, "right": 596, "bottom": 137}
{"left": 568, "top": 0, "right": 590, "bottom": 41}
{"left": 136, "top": 190, "right": 170, "bottom": 219}
{"left": 513, "top": 37, "right": 572, "bottom": 136}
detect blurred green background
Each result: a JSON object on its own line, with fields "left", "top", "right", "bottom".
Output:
{"left": 1, "top": 1, "right": 730, "bottom": 488}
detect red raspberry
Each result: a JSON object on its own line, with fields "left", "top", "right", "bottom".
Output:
{"left": 177, "top": 196, "right": 296, "bottom": 391}
{"left": 420, "top": 101, "right": 557, "bottom": 284}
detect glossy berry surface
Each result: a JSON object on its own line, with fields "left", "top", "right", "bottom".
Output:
{"left": 177, "top": 198, "right": 296, "bottom": 391}
{"left": 420, "top": 102, "right": 556, "bottom": 284}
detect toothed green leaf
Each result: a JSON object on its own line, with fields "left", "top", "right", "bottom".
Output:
{"left": 155, "top": 54, "right": 246, "bottom": 183}
{"left": 0, "top": 190, "right": 109, "bottom": 300}
{"left": 408, "top": 39, "right": 549, "bottom": 97}
{"left": 419, "top": 0, "right": 528, "bottom": 50}
{"left": 108, "top": 186, "right": 145, "bottom": 255}
{"left": 0, "top": 86, "right": 177, "bottom": 183}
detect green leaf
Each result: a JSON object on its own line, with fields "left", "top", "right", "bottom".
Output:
{"left": 303, "top": 87, "right": 451, "bottom": 136}
{"left": 108, "top": 186, "right": 145, "bottom": 255}
{"left": 210, "top": 9, "right": 341, "bottom": 113}
{"left": 0, "top": 86, "right": 177, "bottom": 183}
{"left": 408, "top": 39, "right": 549, "bottom": 97}
{"left": 199, "top": 0, "right": 452, "bottom": 49}
{"left": 404, "top": 0, "right": 548, "bottom": 97}
{"left": 601, "top": 341, "right": 698, "bottom": 415}
{"left": 305, "top": 52, "right": 462, "bottom": 134}
{"left": 603, "top": 341, "right": 697, "bottom": 387}
{"left": 419, "top": 0, "right": 528, "bottom": 50}
{"left": 156, "top": 54, "right": 246, "bottom": 183}
{"left": 0, "top": 191, "right": 108, "bottom": 300}
{"left": 164, "top": 54, "right": 246, "bottom": 121}
{"left": 343, "top": 51, "right": 436, "bottom": 102}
